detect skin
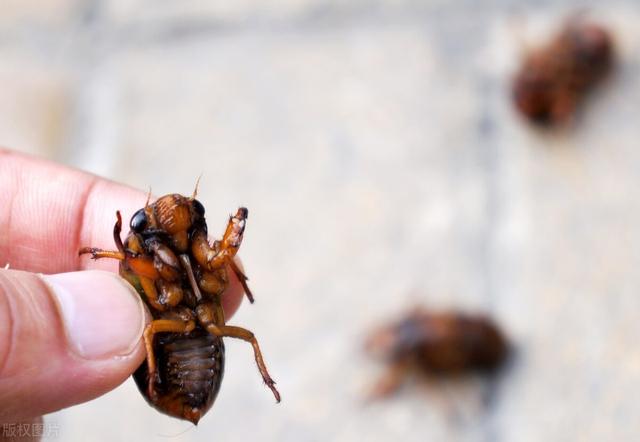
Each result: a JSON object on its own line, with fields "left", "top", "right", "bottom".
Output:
{"left": 0, "top": 149, "right": 245, "bottom": 431}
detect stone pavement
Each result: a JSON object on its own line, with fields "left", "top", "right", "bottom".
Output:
{"left": 2, "top": 1, "right": 640, "bottom": 441}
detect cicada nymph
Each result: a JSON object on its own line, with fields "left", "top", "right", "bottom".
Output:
{"left": 513, "top": 18, "right": 614, "bottom": 126}
{"left": 80, "top": 190, "right": 280, "bottom": 424}
{"left": 366, "top": 308, "right": 508, "bottom": 398}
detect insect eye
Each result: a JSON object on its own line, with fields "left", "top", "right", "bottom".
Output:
{"left": 130, "top": 208, "right": 148, "bottom": 232}
{"left": 192, "top": 199, "right": 205, "bottom": 217}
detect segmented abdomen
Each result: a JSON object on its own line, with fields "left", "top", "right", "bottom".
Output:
{"left": 134, "top": 328, "right": 225, "bottom": 424}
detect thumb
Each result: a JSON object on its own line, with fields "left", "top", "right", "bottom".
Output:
{"left": 0, "top": 269, "right": 146, "bottom": 422}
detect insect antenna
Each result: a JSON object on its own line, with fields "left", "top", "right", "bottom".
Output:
{"left": 191, "top": 174, "right": 203, "bottom": 200}
{"left": 145, "top": 187, "right": 152, "bottom": 209}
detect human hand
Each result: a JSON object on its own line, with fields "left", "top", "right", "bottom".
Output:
{"left": 0, "top": 149, "right": 245, "bottom": 430}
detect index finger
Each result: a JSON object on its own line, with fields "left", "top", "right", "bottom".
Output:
{"left": 0, "top": 149, "right": 146, "bottom": 274}
{"left": 0, "top": 149, "right": 245, "bottom": 317}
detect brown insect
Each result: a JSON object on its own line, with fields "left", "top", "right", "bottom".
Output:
{"left": 79, "top": 189, "right": 280, "bottom": 424}
{"left": 365, "top": 308, "right": 508, "bottom": 398}
{"left": 512, "top": 18, "right": 614, "bottom": 126}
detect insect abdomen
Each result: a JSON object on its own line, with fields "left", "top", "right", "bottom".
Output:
{"left": 133, "top": 328, "right": 225, "bottom": 424}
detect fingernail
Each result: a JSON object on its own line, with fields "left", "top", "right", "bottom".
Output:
{"left": 43, "top": 271, "right": 146, "bottom": 359}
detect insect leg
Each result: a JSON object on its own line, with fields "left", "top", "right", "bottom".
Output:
{"left": 79, "top": 211, "right": 126, "bottom": 260}
{"left": 156, "top": 280, "right": 184, "bottom": 308}
{"left": 228, "top": 258, "right": 254, "bottom": 304}
{"left": 78, "top": 248, "right": 125, "bottom": 261}
{"left": 138, "top": 276, "right": 166, "bottom": 311}
{"left": 191, "top": 209, "right": 254, "bottom": 303}
{"left": 113, "top": 210, "right": 125, "bottom": 252}
{"left": 202, "top": 322, "right": 280, "bottom": 402}
{"left": 368, "top": 360, "right": 411, "bottom": 400}
{"left": 191, "top": 208, "right": 248, "bottom": 271}
{"left": 143, "top": 319, "right": 195, "bottom": 398}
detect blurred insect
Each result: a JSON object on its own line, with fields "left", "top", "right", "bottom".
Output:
{"left": 365, "top": 308, "right": 508, "bottom": 398}
{"left": 512, "top": 18, "right": 614, "bottom": 126}
{"left": 80, "top": 189, "right": 280, "bottom": 424}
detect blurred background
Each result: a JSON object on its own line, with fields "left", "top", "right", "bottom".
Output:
{"left": 3, "top": 0, "right": 640, "bottom": 440}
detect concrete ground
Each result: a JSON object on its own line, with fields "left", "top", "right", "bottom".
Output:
{"left": 1, "top": 1, "right": 640, "bottom": 441}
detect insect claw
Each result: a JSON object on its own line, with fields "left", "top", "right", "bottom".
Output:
{"left": 261, "top": 375, "right": 280, "bottom": 402}
{"left": 270, "top": 385, "right": 281, "bottom": 403}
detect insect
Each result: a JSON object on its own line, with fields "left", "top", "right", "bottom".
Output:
{"left": 512, "top": 18, "right": 614, "bottom": 126}
{"left": 365, "top": 308, "right": 508, "bottom": 398}
{"left": 79, "top": 189, "right": 280, "bottom": 424}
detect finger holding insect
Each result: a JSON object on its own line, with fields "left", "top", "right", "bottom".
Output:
{"left": 0, "top": 150, "right": 246, "bottom": 319}
{"left": 0, "top": 149, "right": 145, "bottom": 274}
{"left": 0, "top": 269, "right": 147, "bottom": 422}
{"left": 0, "top": 148, "right": 272, "bottom": 429}
{"left": 0, "top": 149, "right": 266, "bottom": 425}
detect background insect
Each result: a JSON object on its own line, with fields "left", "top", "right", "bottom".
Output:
{"left": 80, "top": 191, "right": 280, "bottom": 424}
{"left": 365, "top": 308, "right": 509, "bottom": 398}
{"left": 512, "top": 18, "right": 614, "bottom": 126}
